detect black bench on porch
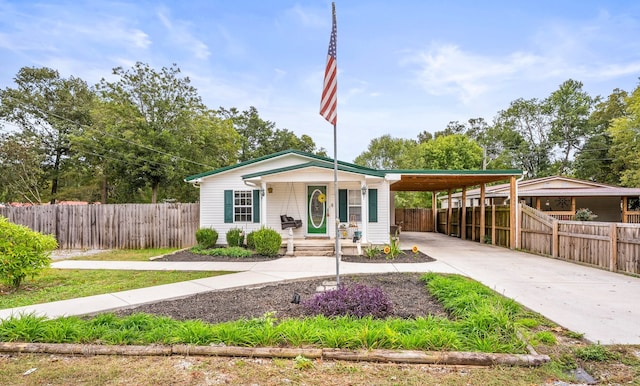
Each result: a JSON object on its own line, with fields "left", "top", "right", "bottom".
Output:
{"left": 281, "top": 215, "right": 302, "bottom": 230}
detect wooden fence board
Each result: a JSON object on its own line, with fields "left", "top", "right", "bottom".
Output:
{"left": 0, "top": 203, "right": 199, "bottom": 249}
{"left": 394, "top": 208, "right": 434, "bottom": 232}
{"left": 519, "top": 205, "right": 640, "bottom": 275}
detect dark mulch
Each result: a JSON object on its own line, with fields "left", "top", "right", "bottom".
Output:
{"left": 156, "top": 249, "right": 436, "bottom": 264}
{"left": 134, "top": 249, "right": 442, "bottom": 324}
{"left": 114, "top": 272, "right": 448, "bottom": 324}
{"left": 153, "top": 249, "right": 280, "bottom": 262}
{"left": 341, "top": 250, "right": 436, "bottom": 264}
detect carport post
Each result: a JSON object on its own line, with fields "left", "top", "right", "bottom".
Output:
{"left": 432, "top": 191, "right": 437, "bottom": 232}
{"left": 461, "top": 187, "right": 467, "bottom": 240}
{"left": 447, "top": 189, "right": 453, "bottom": 236}
{"left": 509, "top": 176, "right": 516, "bottom": 249}
{"left": 479, "top": 184, "right": 486, "bottom": 244}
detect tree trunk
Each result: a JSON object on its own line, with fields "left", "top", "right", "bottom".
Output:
{"left": 151, "top": 181, "right": 158, "bottom": 204}
{"left": 101, "top": 175, "right": 108, "bottom": 204}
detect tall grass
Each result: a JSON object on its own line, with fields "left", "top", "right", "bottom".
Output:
{"left": 0, "top": 273, "right": 541, "bottom": 353}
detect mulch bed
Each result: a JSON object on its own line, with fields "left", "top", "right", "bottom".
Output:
{"left": 155, "top": 249, "right": 436, "bottom": 264}
{"left": 114, "top": 272, "right": 448, "bottom": 324}
{"left": 128, "top": 249, "right": 443, "bottom": 324}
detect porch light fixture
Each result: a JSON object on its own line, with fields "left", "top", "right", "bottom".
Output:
{"left": 260, "top": 188, "right": 265, "bottom": 197}
{"left": 361, "top": 185, "right": 367, "bottom": 196}
{"left": 267, "top": 187, "right": 273, "bottom": 194}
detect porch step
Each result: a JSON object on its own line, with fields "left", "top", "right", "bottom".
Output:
{"left": 279, "top": 241, "right": 360, "bottom": 257}
{"left": 294, "top": 244, "right": 335, "bottom": 256}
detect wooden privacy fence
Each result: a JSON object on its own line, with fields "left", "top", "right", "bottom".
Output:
{"left": 437, "top": 206, "right": 511, "bottom": 248}
{"left": 520, "top": 205, "right": 640, "bottom": 275}
{"left": 0, "top": 203, "right": 200, "bottom": 249}
{"left": 394, "top": 208, "right": 434, "bottom": 232}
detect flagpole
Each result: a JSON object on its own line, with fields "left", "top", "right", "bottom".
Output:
{"left": 320, "top": 2, "right": 339, "bottom": 285}
{"left": 333, "top": 121, "right": 340, "bottom": 286}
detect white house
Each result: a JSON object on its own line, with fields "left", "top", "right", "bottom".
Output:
{"left": 185, "top": 150, "right": 522, "bottom": 246}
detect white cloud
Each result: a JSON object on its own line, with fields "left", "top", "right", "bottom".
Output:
{"left": 156, "top": 6, "right": 210, "bottom": 60}
{"left": 402, "top": 44, "right": 543, "bottom": 104}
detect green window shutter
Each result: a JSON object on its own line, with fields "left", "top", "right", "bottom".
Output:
{"left": 253, "top": 189, "right": 260, "bottom": 223}
{"left": 224, "top": 190, "right": 233, "bottom": 223}
{"left": 368, "top": 188, "right": 378, "bottom": 223}
{"left": 339, "top": 189, "right": 347, "bottom": 222}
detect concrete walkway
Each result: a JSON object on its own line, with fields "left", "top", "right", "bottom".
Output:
{"left": 2, "top": 232, "right": 639, "bottom": 345}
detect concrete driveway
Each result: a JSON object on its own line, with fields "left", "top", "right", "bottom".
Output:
{"left": 404, "top": 232, "right": 640, "bottom": 345}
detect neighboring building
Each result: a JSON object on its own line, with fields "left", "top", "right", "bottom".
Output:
{"left": 185, "top": 150, "right": 521, "bottom": 245}
{"left": 443, "top": 176, "right": 640, "bottom": 223}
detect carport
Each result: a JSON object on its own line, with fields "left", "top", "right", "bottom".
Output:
{"left": 386, "top": 169, "right": 523, "bottom": 248}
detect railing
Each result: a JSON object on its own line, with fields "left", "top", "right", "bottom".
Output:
{"left": 625, "top": 212, "right": 640, "bottom": 223}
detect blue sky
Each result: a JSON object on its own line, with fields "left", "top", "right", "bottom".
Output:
{"left": 1, "top": 0, "right": 640, "bottom": 163}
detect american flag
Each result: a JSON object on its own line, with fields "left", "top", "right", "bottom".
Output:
{"left": 320, "top": 3, "right": 337, "bottom": 125}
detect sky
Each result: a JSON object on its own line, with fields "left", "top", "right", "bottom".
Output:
{"left": 1, "top": 0, "right": 640, "bottom": 164}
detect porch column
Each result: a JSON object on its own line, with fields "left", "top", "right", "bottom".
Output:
{"left": 390, "top": 191, "right": 396, "bottom": 226}
{"left": 622, "top": 196, "right": 628, "bottom": 223}
{"left": 261, "top": 182, "right": 268, "bottom": 226}
{"left": 361, "top": 183, "right": 368, "bottom": 243}
{"left": 509, "top": 176, "right": 516, "bottom": 249}
{"left": 571, "top": 197, "right": 576, "bottom": 218}
{"left": 479, "top": 184, "right": 486, "bottom": 244}
{"left": 461, "top": 187, "right": 467, "bottom": 240}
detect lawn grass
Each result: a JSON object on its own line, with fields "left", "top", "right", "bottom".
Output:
{"left": 0, "top": 269, "right": 232, "bottom": 309}
{"left": 66, "top": 248, "right": 178, "bottom": 261}
{"left": 0, "top": 273, "right": 533, "bottom": 353}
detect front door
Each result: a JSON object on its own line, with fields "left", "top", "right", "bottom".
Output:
{"left": 307, "top": 185, "right": 327, "bottom": 235}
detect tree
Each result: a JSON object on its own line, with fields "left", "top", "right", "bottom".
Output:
{"left": 0, "top": 67, "right": 94, "bottom": 203}
{"left": 492, "top": 98, "right": 553, "bottom": 177}
{"left": 416, "top": 134, "right": 483, "bottom": 170}
{"left": 574, "top": 88, "right": 627, "bottom": 184}
{"left": 354, "top": 135, "right": 417, "bottom": 169}
{"left": 0, "top": 132, "right": 47, "bottom": 204}
{"left": 94, "top": 62, "right": 216, "bottom": 203}
{"left": 217, "top": 106, "right": 323, "bottom": 161}
{"left": 609, "top": 84, "right": 640, "bottom": 187}
{"left": 546, "top": 79, "right": 595, "bottom": 174}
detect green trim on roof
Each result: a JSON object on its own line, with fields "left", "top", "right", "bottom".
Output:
{"left": 242, "top": 161, "right": 385, "bottom": 179}
{"left": 184, "top": 149, "right": 378, "bottom": 182}
{"left": 384, "top": 169, "right": 522, "bottom": 175}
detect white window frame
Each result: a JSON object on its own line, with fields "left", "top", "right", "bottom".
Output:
{"left": 348, "top": 189, "right": 362, "bottom": 223}
{"left": 234, "top": 190, "right": 253, "bottom": 222}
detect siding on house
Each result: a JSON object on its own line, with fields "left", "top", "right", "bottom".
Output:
{"left": 199, "top": 155, "right": 312, "bottom": 241}
{"left": 198, "top": 155, "right": 390, "bottom": 244}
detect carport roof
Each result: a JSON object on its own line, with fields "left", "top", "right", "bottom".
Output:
{"left": 386, "top": 169, "right": 522, "bottom": 192}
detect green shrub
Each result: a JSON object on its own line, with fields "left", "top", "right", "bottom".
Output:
{"left": 192, "top": 246, "right": 252, "bottom": 258}
{"left": 0, "top": 216, "right": 58, "bottom": 289}
{"left": 226, "top": 228, "right": 244, "bottom": 247}
{"left": 195, "top": 228, "right": 218, "bottom": 249}
{"left": 574, "top": 208, "right": 597, "bottom": 221}
{"left": 252, "top": 227, "right": 282, "bottom": 257}
{"left": 246, "top": 231, "right": 255, "bottom": 250}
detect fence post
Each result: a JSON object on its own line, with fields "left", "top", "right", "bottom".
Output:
{"left": 551, "top": 220, "right": 558, "bottom": 257}
{"left": 610, "top": 223, "right": 617, "bottom": 272}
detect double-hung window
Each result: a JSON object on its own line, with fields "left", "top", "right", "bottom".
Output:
{"left": 234, "top": 190, "right": 253, "bottom": 222}
{"left": 348, "top": 190, "right": 362, "bottom": 222}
